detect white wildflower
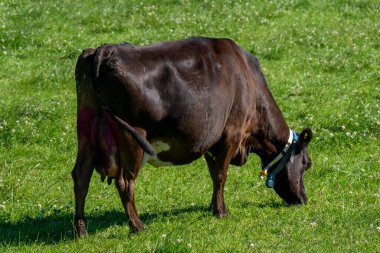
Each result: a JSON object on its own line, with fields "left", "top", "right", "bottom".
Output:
{"left": 310, "top": 221, "right": 317, "bottom": 227}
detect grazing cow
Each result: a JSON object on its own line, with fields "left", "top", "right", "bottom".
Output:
{"left": 72, "top": 37, "right": 313, "bottom": 237}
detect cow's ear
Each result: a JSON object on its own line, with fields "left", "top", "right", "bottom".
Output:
{"left": 298, "top": 128, "right": 312, "bottom": 148}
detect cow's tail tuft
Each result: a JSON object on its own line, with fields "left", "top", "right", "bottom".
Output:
{"left": 92, "top": 45, "right": 156, "bottom": 157}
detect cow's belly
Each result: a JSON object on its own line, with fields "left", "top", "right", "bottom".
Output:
{"left": 144, "top": 140, "right": 174, "bottom": 167}
{"left": 142, "top": 139, "right": 203, "bottom": 167}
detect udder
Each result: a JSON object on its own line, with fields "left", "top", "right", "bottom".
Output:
{"left": 95, "top": 114, "right": 120, "bottom": 178}
{"left": 77, "top": 107, "right": 120, "bottom": 178}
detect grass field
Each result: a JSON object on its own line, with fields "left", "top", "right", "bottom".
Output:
{"left": 0, "top": 0, "right": 379, "bottom": 252}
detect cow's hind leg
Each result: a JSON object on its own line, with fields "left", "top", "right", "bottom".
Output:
{"left": 115, "top": 170, "right": 144, "bottom": 233}
{"left": 115, "top": 132, "right": 145, "bottom": 233}
{"left": 71, "top": 150, "right": 94, "bottom": 237}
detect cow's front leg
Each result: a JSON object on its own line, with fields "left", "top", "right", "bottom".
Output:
{"left": 71, "top": 150, "right": 94, "bottom": 238}
{"left": 205, "top": 149, "right": 234, "bottom": 218}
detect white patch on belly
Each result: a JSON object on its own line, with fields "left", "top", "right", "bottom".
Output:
{"left": 142, "top": 140, "right": 173, "bottom": 168}
{"left": 206, "top": 151, "right": 215, "bottom": 161}
{"left": 152, "top": 141, "right": 171, "bottom": 153}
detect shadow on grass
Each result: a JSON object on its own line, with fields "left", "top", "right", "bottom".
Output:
{"left": 242, "top": 201, "right": 288, "bottom": 209}
{"left": 0, "top": 202, "right": 288, "bottom": 246}
{"left": 0, "top": 205, "right": 210, "bottom": 246}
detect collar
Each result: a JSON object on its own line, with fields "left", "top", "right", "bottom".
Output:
{"left": 259, "top": 129, "right": 299, "bottom": 188}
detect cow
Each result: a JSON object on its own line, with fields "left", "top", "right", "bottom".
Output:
{"left": 72, "top": 37, "right": 313, "bottom": 237}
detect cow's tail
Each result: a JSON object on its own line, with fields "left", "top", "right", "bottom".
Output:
{"left": 92, "top": 45, "right": 156, "bottom": 157}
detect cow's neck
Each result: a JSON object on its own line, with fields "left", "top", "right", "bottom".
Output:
{"left": 252, "top": 85, "right": 290, "bottom": 165}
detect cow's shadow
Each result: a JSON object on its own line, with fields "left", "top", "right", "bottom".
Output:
{"left": 0, "top": 201, "right": 287, "bottom": 245}
{"left": 0, "top": 205, "right": 210, "bottom": 246}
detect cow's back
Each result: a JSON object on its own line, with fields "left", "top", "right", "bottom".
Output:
{"left": 94, "top": 38, "right": 258, "bottom": 165}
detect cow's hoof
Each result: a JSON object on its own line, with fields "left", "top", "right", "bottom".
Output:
{"left": 213, "top": 210, "right": 228, "bottom": 218}
{"left": 129, "top": 220, "right": 145, "bottom": 234}
{"left": 210, "top": 202, "right": 228, "bottom": 218}
{"left": 211, "top": 206, "right": 228, "bottom": 218}
{"left": 74, "top": 219, "right": 88, "bottom": 238}
{"left": 130, "top": 226, "right": 145, "bottom": 234}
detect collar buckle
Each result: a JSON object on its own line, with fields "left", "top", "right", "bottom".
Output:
{"left": 259, "top": 169, "right": 268, "bottom": 180}
{"left": 259, "top": 129, "right": 298, "bottom": 188}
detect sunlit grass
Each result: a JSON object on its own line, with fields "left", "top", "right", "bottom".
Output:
{"left": 0, "top": 0, "right": 379, "bottom": 252}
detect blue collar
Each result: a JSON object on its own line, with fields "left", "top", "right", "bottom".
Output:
{"left": 259, "top": 129, "right": 299, "bottom": 188}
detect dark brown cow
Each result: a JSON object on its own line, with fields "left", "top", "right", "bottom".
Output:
{"left": 72, "top": 37, "right": 312, "bottom": 237}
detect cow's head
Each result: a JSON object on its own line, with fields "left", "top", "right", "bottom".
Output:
{"left": 272, "top": 128, "right": 313, "bottom": 205}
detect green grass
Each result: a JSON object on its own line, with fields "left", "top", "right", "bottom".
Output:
{"left": 1, "top": 0, "right": 379, "bottom": 252}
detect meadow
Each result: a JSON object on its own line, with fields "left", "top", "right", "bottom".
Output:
{"left": 0, "top": 0, "right": 379, "bottom": 252}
